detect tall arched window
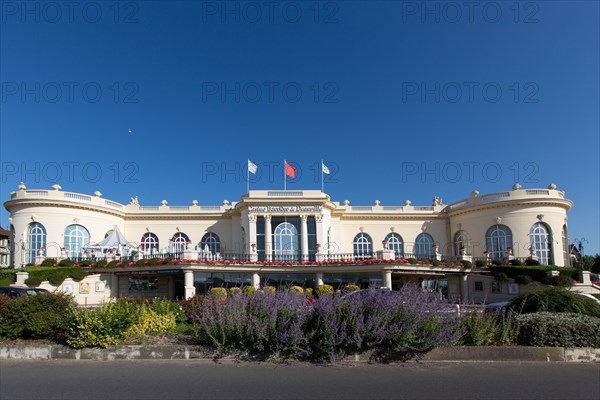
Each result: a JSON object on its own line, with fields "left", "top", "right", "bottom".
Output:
{"left": 485, "top": 225, "right": 513, "bottom": 260}
{"left": 28, "top": 223, "right": 46, "bottom": 264}
{"left": 200, "top": 232, "right": 221, "bottom": 254}
{"left": 274, "top": 222, "right": 299, "bottom": 260}
{"left": 171, "top": 232, "right": 190, "bottom": 254}
{"left": 453, "top": 230, "right": 471, "bottom": 256}
{"left": 384, "top": 232, "right": 404, "bottom": 258}
{"left": 140, "top": 232, "right": 159, "bottom": 254}
{"left": 530, "top": 222, "right": 552, "bottom": 266}
{"left": 415, "top": 233, "right": 434, "bottom": 259}
{"left": 64, "top": 225, "right": 90, "bottom": 257}
{"left": 353, "top": 233, "right": 372, "bottom": 259}
{"left": 562, "top": 225, "right": 569, "bottom": 267}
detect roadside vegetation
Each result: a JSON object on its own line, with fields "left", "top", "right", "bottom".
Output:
{"left": 1, "top": 285, "right": 600, "bottom": 361}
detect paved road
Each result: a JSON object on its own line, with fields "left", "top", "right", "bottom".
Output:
{"left": 1, "top": 360, "right": 599, "bottom": 400}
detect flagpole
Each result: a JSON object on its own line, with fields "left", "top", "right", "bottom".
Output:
{"left": 247, "top": 159, "right": 250, "bottom": 193}
{"left": 321, "top": 159, "right": 324, "bottom": 193}
{"left": 283, "top": 160, "right": 286, "bottom": 191}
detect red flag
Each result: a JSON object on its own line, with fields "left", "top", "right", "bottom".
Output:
{"left": 285, "top": 161, "right": 296, "bottom": 179}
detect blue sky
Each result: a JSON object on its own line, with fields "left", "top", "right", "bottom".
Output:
{"left": 1, "top": 1, "right": 599, "bottom": 254}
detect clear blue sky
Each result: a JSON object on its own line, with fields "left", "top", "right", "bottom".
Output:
{"left": 1, "top": 1, "right": 599, "bottom": 254}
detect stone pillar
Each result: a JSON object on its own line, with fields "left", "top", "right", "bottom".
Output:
{"left": 111, "top": 274, "right": 119, "bottom": 299}
{"left": 376, "top": 250, "right": 395, "bottom": 260}
{"left": 580, "top": 271, "right": 592, "bottom": 284}
{"left": 300, "top": 214, "right": 309, "bottom": 261}
{"left": 264, "top": 215, "right": 272, "bottom": 261}
{"left": 252, "top": 272, "right": 260, "bottom": 289}
{"left": 460, "top": 274, "right": 469, "bottom": 304}
{"left": 247, "top": 214, "right": 258, "bottom": 261}
{"left": 382, "top": 270, "right": 392, "bottom": 289}
{"left": 15, "top": 272, "right": 28, "bottom": 286}
{"left": 184, "top": 270, "right": 195, "bottom": 299}
{"left": 315, "top": 272, "right": 324, "bottom": 286}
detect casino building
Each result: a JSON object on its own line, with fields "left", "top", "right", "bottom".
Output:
{"left": 3, "top": 182, "right": 573, "bottom": 303}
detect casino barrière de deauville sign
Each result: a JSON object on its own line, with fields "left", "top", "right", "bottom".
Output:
{"left": 248, "top": 206, "right": 323, "bottom": 212}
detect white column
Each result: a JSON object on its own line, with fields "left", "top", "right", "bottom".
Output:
{"left": 265, "top": 215, "right": 272, "bottom": 261}
{"left": 300, "top": 214, "right": 309, "bottom": 261}
{"left": 315, "top": 272, "right": 324, "bottom": 286}
{"left": 460, "top": 274, "right": 469, "bottom": 304}
{"left": 248, "top": 214, "right": 258, "bottom": 261}
{"left": 252, "top": 272, "right": 260, "bottom": 289}
{"left": 184, "top": 270, "right": 195, "bottom": 299}
{"left": 382, "top": 270, "right": 392, "bottom": 289}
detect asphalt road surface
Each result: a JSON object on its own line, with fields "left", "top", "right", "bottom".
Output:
{"left": 1, "top": 360, "right": 599, "bottom": 400}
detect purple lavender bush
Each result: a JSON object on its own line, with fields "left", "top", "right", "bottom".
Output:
{"left": 193, "top": 284, "right": 465, "bottom": 362}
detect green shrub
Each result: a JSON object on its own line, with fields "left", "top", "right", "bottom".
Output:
{"left": 491, "top": 259, "right": 505, "bottom": 266}
{"left": 508, "top": 287, "right": 600, "bottom": 318}
{"left": 68, "top": 268, "right": 87, "bottom": 282}
{"left": 290, "top": 286, "right": 304, "bottom": 294}
{"left": 509, "top": 259, "right": 524, "bottom": 266}
{"left": 516, "top": 312, "right": 600, "bottom": 347}
{"left": 0, "top": 271, "right": 16, "bottom": 286}
{"left": 461, "top": 260, "right": 472, "bottom": 269}
{"left": 135, "top": 259, "right": 146, "bottom": 267}
{"left": 67, "top": 298, "right": 147, "bottom": 348}
{"left": 79, "top": 259, "right": 92, "bottom": 267}
{"left": 58, "top": 258, "right": 74, "bottom": 267}
{"left": 408, "top": 258, "right": 417, "bottom": 265}
{"left": 525, "top": 258, "right": 540, "bottom": 266}
{"left": 107, "top": 260, "right": 119, "bottom": 269}
{"left": 514, "top": 275, "right": 532, "bottom": 285}
{"left": 210, "top": 287, "right": 227, "bottom": 301}
{"left": 148, "top": 258, "right": 161, "bottom": 266}
{"left": 460, "top": 312, "right": 516, "bottom": 346}
{"left": 123, "top": 308, "right": 176, "bottom": 339}
{"left": 344, "top": 284, "right": 360, "bottom": 292}
{"left": 242, "top": 286, "right": 255, "bottom": 296}
{"left": 316, "top": 284, "right": 334, "bottom": 296}
{"left": 475, "top": 260, "right": 487, "bottom": 268}
{"left": 95, "top": 260, "right": 108, "bottom": 268}
{"left": 40, "top": 258, "right": 56, "bottom": 267}
{"left": 0, "top": 293, "right": 77, "bottom": 343}
{"left": 494, "top": 273, "right": 509, "bottom": 282}
{"left": 229, "top": 287, "right": 242, "bottom": 296}
{"left": 432, "top": 259, "right": 441, "bottom": 266}
{"left": 24, "top": 276, "right": 43, "bottom": 286}
{"left": 544, "top": 275, "right": 575, "bottom": 287}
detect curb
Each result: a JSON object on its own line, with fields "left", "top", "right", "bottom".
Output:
{"left": 1, "top": 345, "right": 599, "bottom": 362}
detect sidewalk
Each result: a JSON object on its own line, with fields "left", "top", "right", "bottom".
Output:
{"left": 1, "top": 345, "right": 599, "bottom": 362}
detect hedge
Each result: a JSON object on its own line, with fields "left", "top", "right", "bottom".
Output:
{"left": 516, "top": 312, "right": 600, "bottom": 347}
{"left": 508, "top": 287, "right": 600, "bottom": 318}
{"left": 488, "top": 265, "right": 579, "bottom": 282}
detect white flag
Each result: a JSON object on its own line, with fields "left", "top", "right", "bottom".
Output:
{"left": 322, "top": 162, "right": 330, "bottom": 174}
{"left": 248, "top": 160, "right": 258, "bottom": 174}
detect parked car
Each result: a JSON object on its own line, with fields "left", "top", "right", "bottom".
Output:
{"left": 0, "top": 286, "right": 49, "bottom": 299}
{"left": 573, "top": 292, "right": 600, "bottom": 305}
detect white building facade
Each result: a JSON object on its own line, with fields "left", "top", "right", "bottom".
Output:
{"left": 3, "top": 183, "right": 573, "bottom": 302}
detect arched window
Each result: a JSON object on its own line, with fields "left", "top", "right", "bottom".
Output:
{"left": 171, "top": 232, "right": 190, "bottom": 254}
{"left": 485, "top": 225, "right": 513, "bottom": 260}
{"left": 384, "top": 233, "right": 404, "bottom": 258}
{"left": 530, "top": 222, "right": 552, "bottom": 266}
{"left": 64, "top": 225, "right": 90, "bottom": 257}
{"left": 28, "top": 223, "right": 46, "bottom": 264}
{"left": 200, "top": 232, "right": 221, "bottom": 254}
{"left": 562, "top": 225, "right": 569, "bottom": 267}
{"left": 274, "top": 222, "right": 299, "bottom": 260}
{"left": 140, "top": 233, "right": 159, "bottom": 254}
{"left": 415, "top": 233, "right": 434, "bottom": 259}
{"left": 353, "top": 233, "right": 372, "bottom": 259}
{"left": 454, "top": 230, "right": 471, "bottom": 256}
